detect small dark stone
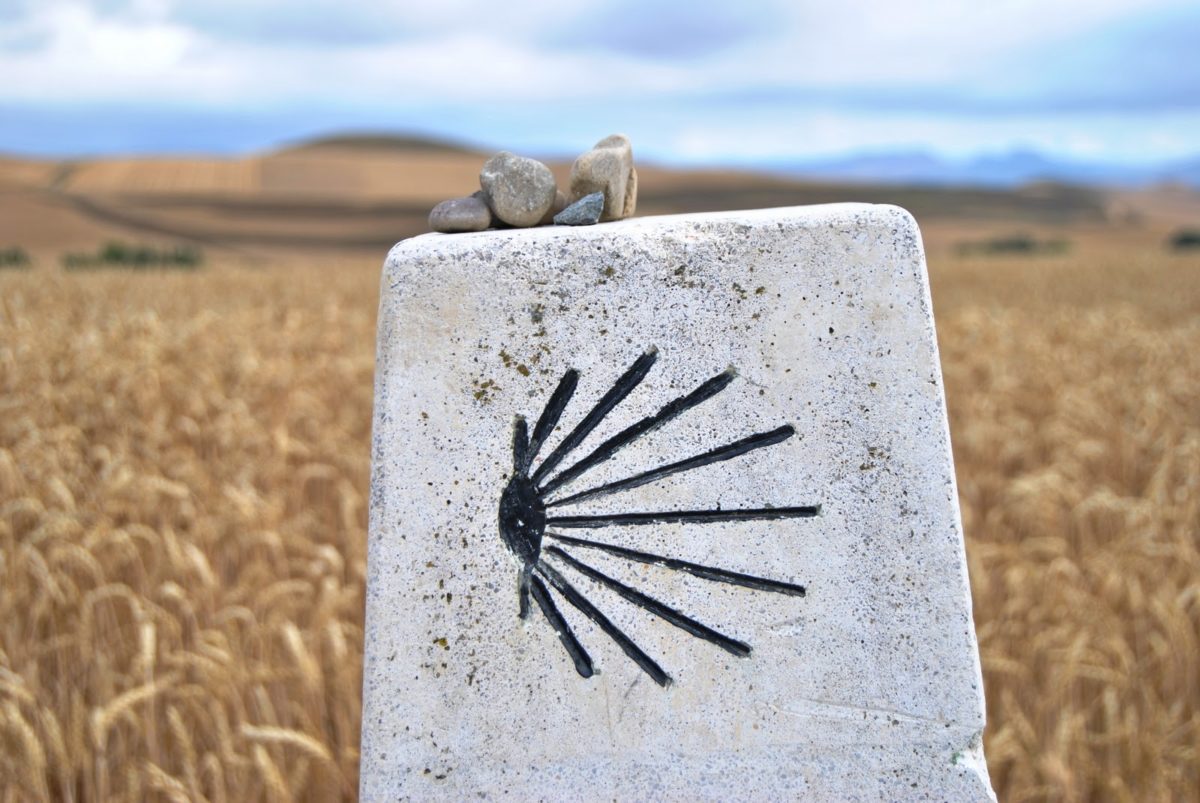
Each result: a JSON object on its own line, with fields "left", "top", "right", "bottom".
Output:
{"left": 553, "top": 192, "right": 605, "bottom": 226}
{"left": 429, "top": 196, "right": 492, "bottom": 233}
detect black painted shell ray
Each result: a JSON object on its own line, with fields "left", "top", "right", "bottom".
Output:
{"left": 497, "top": 347, "right": 819, "bottom": 687}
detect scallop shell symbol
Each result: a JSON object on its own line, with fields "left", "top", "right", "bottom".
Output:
{"left": 498, "top": 347, "right": 819, "bottom": 687}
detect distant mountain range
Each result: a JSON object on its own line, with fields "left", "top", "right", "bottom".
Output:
{"left": 271, "top": 133, "right": 1200, "bottom": 190}
{"left": 774, "top": 148, "right": 1200, "bottom": 189}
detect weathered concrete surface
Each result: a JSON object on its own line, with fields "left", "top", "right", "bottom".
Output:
{"left": 362, "top": 204, "right": 993, "bottom": 801}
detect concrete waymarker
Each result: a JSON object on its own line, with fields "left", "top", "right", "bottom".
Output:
{"left": 361, "top": 204, "right": 994, "bottom": 800}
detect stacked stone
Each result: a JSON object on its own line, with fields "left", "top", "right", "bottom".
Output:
{"left": 428, "top": 134, "right": 638, "bottom": 233}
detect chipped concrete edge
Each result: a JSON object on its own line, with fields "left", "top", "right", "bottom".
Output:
{"left": 869, "top": 203, "right": 995, "bottom": 800}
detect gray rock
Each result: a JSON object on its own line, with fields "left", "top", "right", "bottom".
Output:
{"left": 428, "top": 196, "right": 493, "bottom": 233}
{"left": 568, "top": 133, "right": 635, "bottom": 221}
{"left": 552, "top": 191, "right": 604, "bottom": 226}
{"left": 479, "top": 151, "right": 557, "bottom": 227}
{"left": 539, "top": 190, "right": 569, "bottom": 225}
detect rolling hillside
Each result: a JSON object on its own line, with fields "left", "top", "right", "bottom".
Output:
{"left": 1, "top": 134, "right": 1167, "bottom": 262}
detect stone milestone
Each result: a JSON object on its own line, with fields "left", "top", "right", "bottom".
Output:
{"left": 362, "top": 204, "right": 994, "bottom": 800}
{"left": 479, "top": 151, "right": 558, "bottom": 228}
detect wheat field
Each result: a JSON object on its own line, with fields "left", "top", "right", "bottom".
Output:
{"left": 1, "top": 231, "right": 1198, "bottom": 801}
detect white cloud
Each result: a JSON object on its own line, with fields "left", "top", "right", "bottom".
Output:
{"left": 0, "top": 3, "right": 238, "bottom": 102}
{"left": 0, "top": 0, "right": 1195, "bottom": 160}
{"left": 660, "top": 107, "right": 1200, "bottom": 164}
{"left": 1, "top": 0, "right": 1190, "bottom": 104}
{"left": 0, "top": 1, "right": 688, "bottom": 104}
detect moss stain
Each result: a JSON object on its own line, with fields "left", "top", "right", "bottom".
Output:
{"left": 499, "top": 348, "right": 531, "bottom": 377}
{"left": 472, "top": 378, "right": 499, "bottom": 403}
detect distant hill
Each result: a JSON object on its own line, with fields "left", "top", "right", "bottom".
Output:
{"left": 2, "top": 135, "right": 1193, "bottom": 261}
{"left": 782, "top": 148, "right": 1200, "bottom": 189}
{"left": 279, "top": 137, "right": 1200, "bottom": 190}
{"left": 276, "top": 132, "right": 485, "bottom": 156}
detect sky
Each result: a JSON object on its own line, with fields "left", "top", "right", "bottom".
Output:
{"left": 0, "top": 0, "right": 1197, "bottom": 166}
